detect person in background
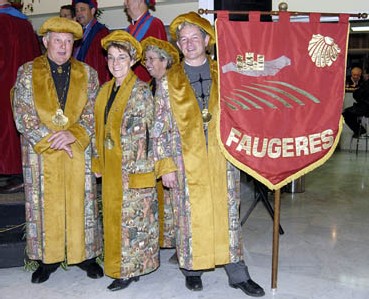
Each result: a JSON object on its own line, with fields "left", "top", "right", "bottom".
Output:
{"left": 60, "top": 4, "right": 75, "bottom": 20}
{"left": 141, "top": 36, "right": 179, "bottom": 260}
{"left": 124, "top": 0, "right": 167, "bottom": 82}
{"left": 12, "top": 16, "right": 103, "bottom": 284}
{"left": 73, "top": 0, "right": 110, "bottom": 84}
{"left": 345, "top": 66, "right": 364, "bottom": 92}
{"left": 166, "top": 12, "right": 265, "bottom": 297}
{"left": 0, "top": 0, "right": 40, "bottom": 194}
{"left": 343, "top": 79, "right": 369, "bottom": 137}
{"left": 363, "top": 70, "right": 369, "bottom": 82}
{"left": 93, "top": 30, "right": 159, "bottom": 292}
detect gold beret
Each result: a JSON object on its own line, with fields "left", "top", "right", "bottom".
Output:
{"left": 39, "top": 16, "right": 83, "bottom": 40}
{"left": 101, "top": 30, "right": 142, "bottom": 62}
{"left": 169, "top": 11, "right": 215, "bottom": 46}
{"left": 141, "top": 37, "right": 180, "bottom": 65}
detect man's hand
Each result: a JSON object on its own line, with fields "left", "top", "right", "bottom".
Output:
{"left": 63, "top": 145, "right": 73, "bottom": 158}
{"left": 48, "top": 130, "right": 76, "bottom": 158}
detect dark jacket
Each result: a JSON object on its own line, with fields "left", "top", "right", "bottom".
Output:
{"left": 353, "top": 80, "right": 369, "bottom": 105}
{"left": 350, "top": 80, "right": 369, "bottom": 116}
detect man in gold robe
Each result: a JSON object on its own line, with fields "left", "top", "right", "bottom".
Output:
{"left": 11, "top": 16, "right": 103, "bottom": 284}
{"left": 162, "top": 12, "right": 265, "bottom": 297}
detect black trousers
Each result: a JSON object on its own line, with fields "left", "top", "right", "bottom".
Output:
{"left": 181, "top": 261, "right": 250, "bottom": 284}
{"left": 342, "top": 108, "right": 367, "bottom": 135}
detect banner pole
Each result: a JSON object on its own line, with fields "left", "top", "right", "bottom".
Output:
{"left": 198, "top": 8, "right": 368, "bottom": 19}
{"left": 271, "top": 188, "right": 281, "bottom": 292}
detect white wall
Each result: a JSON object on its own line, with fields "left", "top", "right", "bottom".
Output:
{"left": 25, "top": 0, "right": 198, "bottom": 31}
{"left": 24, "top": 0, "right": 369, "bottom": 31}
{"left": 23, "top": 0, "right": 192, "bottom": 15}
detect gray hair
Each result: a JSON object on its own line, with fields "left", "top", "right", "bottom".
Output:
{"left": 145, "top": 45, "right": 174, "bottom": 69}
{"left": 44, "top": 31, "right": 70, "bottom": 40}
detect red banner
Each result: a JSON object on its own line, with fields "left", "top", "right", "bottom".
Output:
{"left": 216, "top": 12, "right": 349, "bottom": 189}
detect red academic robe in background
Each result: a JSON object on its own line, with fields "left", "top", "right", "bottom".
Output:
{"left": 0, "top": 12, "right": 41, "bottom": 174}
{"left": 81, "top": 26, "right": 111, "bottom": 85}
{"left": 127, "top": 12, "right": 167, "bottom": 82}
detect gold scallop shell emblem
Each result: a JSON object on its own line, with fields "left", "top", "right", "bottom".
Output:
{"left": 308, "top": 34, "right": 341, "bottom": 68}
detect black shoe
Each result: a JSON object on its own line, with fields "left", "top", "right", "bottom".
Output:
{"left": 31, "top": 264, "right": 58, "bottom": 284}
{"left": 230, "top": 279, "right": 265, "bottom": 297}
{"left": 78, "top": 261, "right": 103, "bottom": 279}
{"left": 0, "top": 181, "right": 24, "bottom": 194}
{"left": 185, "top": 276, "right": 203, "bottom": 291}
{"left": 168, "top": 252, "right": 178, "bottom": 264}
{"left": 107, "top": 277, "right": 140, "bottom": 291}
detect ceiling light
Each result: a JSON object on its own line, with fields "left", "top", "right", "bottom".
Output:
{"left": 351, "top": 26, "right": 369, "bottom": 32}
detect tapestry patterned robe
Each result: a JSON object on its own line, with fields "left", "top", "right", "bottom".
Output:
{"left": 93, "top": 71, "right": 159, "bottom": 279}
{"left": 12, "top": 55, "right": 103, "bottom": 265}
{"left": 153, "top": 59, "right": 244, "bottom": 271}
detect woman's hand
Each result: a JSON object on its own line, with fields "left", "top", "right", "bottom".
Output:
{"left": 162, "top": 172, "right": 177, "bottom": 188}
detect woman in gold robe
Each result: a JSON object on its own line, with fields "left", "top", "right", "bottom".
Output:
{"left": 93, "top": 30, "right": 159, "bottom": 291}
{"left": 141, "top": 37, "right": 180, "bottom": 253}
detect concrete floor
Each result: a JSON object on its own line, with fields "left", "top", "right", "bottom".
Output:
{"left": 1, "top": 150, "right": 369, "bottom": 299}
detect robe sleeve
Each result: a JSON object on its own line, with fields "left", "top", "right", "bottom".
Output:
{"left": 152, "top": 79, "right": 177, "bottom": 178}
{"left": 12, "top": 63, "right": 52, "bottom": 154}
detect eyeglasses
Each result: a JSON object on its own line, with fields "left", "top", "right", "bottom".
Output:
{"left": 143, "top": 57, "right": 161, "bottom": 64}
{"left": 107, "top": 55, "right": 130, "bottom": 64}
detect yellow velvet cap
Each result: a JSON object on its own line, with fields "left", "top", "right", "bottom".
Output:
{"left": 101, "top": 30, "right": 142, "bottom": 62}
{"left": 39, "top": 17, "right": 83, "bottom": 40}
{"left": 141, "top": 37, "right": 180, "bottom": 65}
{"left": 169, "top": 11, "right": 215, "bottom": 46}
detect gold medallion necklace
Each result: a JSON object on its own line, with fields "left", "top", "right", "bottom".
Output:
{"left": 185, "top": 64, "right": 212, "bottom": 126}
{"left": 52, "top": 109, "right": 69, "bottom": 126}
{"left": 51, "top": 63, "right": 70, "bottom": 127}
{"left": 199, "top": 76, "right": 212, "bottom": 125}
{"left": 104, "top": 132, "right": 115, "bottom": 150}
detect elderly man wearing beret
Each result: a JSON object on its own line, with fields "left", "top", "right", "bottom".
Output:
{"left": 163, "top": 12, "right": 265, "bottom": 297}
{"left": 11, "top": 16, "right": 103, "bottom": 284}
